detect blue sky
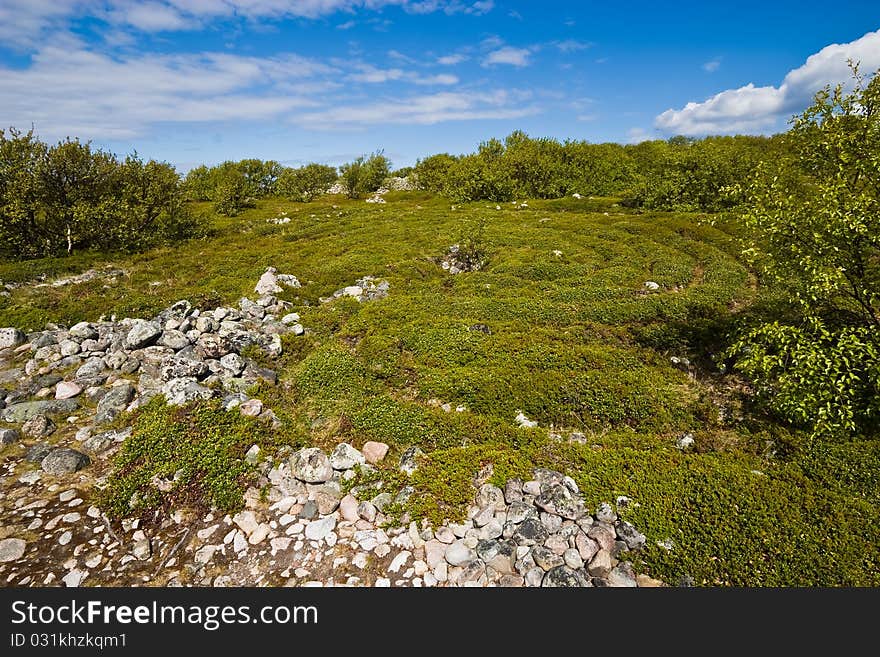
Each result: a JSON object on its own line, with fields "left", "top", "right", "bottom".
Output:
{"left": 1, "top": 1, "right": 879, "bottom": 171}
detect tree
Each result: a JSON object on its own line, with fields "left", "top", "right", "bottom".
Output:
{"left": 726, "top": 64, "right": 880, "bottom": 440}
{"left": 276, "top": 163, "right": 337, "bottom": 201}
{"left": 339, "top": 151, "right": 390, "bottom": 199}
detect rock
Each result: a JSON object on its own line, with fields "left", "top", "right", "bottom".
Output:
{"left": 75, "top": 357, "right": 106, "bottom": 379}
{"left": 290, "top": 448, "right": 333, "bottom": 483}
{"left": 563, "top": 548, "right": 584, "bottom": 570}
{"left": 676, "top": 433, "right": 695, "bottom": 451}
{"left": 587, "top": 524, "right": 616, "bottom": 552}
{"left": 160, "top": 355, "right": 209, "bottom": 381}
{"left": 290, "top": 324, "right": 305, "bottom": 336}
{"left": 0, "top": 537, "right": 26, "bottom": 562}
{"left": 305, "top": 516, "right": 336, "bottom": 541}
{"left": 576, "top": 532, "right": 600, "bottom": 562}
{"left": 587, "top": 549, "right": 613, "bottom": 578}
{"left": 126, "top": 322, "right": 162, "bottom": 349}
{"left": 504, "top": 479, "right": 524, "bottom": 504}
{"left": 357, "top": 501, "right": 377, "bottom": 523}
{"left": 59, "top": 340, "right": 81, "bottom": 356}
{"left": 62, "top": 569, "right": 88, "bottom": 587}
{"left": 532, "top": 545, "right": 565, "bottom": 571}
{"left": 535, "top": 484, "right": 586, "bottom": 520}
{"left": 255, "top": 268, "right": 282, "bottom": 295}
{"left": 615, "top": 521, "right": 647, "bottom": 550}
{"left": 311, "top": 486, "right": 342, "bottom": 515}
{"left": 95, "top": 383, "right": 135, "bottom": 424}
{"left": 298, "top": 500, "right": 318, "bottom": 520}
{"left": 41, "top": 448, "right": 90, "bottom": 475}
{"left": 330, "top": 443, "right": 365, "bottom": 470}
{"left": 0, "top": 428, "right": 21, "bottom": 445}
{"left": 476, "top": 483, "right": 505, "bottom": 511}
{"left": 388, "top": 551, "right": 411, "bottom": 573}
{"left": 281, "top": 313, "right": 300, "bottom": 325}
{"left": 636, "top": 574, "right": 666, "bottom": 587}
{"left": 339, "top": 495, "right": 359, "bottom": 522}
{"left": 158, "top": 330, "right": 191, "bottom": 350}
{"left": 25, "top": 442, "right": 53, "bottom": 462}
{"left": 542, "top": 565, "right": 590, "bottom": 587}
{"left": 84, "top": 428, "right": 131, "bottom": 453}
{"left": 0, "top": 328, "right": 27, "bottom": 349}
{"left": 398, "top": 446, "right": 424, "bottom": 475}
{"left": 195, "top": 334, "right": 231, "bottom": 359}
{"left": 644, "top": 281, "right": 660, "bottom": 291}
{"left": 22, "top": 414, "right": 55, "bottom": 438}
{"left": 445, "top": 540, "right": 476, "bottom": 566}
{"left": 512, "top": 518, "right": 549, "bottom": 546}
{"left": 2, "top": 399, "right": 79, "bottom": 422}
{"left": 514, "top": 411, "right": 538, "bottom": 428}
{"left": 524, "top": 567, "right": 545, "bottom": 587}
{"left": 220, "top": 353, "right": 245, "bottom": 375}
{"left": 506, "top": 501, "right": 536, "bottom": 525}
{"left": 161, "top": 378, "right": 213, "bottom": 405}
{"left": 607, "top": 562, "right": 638, "bottom": 587}
{"left": 55, "top": 381, "right": 82, "bottom": 400}
{"left": 238, "top": 399, "right": 263, "bottom": 417}
{"left": 362, "top": 441, "right": 389, "bottom": 464}
{"left": 595, "top": 502, "right": 617, "bottom": 523}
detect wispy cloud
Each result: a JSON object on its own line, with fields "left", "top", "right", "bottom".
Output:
{"left": 346, "top": 62, "right": 458, "bottom": 85}
{"left": 294, "top": 89, "right": 537, "bottom": 128}
{"left": 656, "top": 29, "right": 880, "bottom": 135}
{"left": 483, "top": 46, "right": 532, "bottom": 67}
{"left": 702, "top": 57, "right": 721, "bottom": 73}
{"left": 554, "top": 39, "right": 592, "bottom": 53}
{"left": 438, "top": 53, "right": 468, "bottom": 65}
{"left": 337, "top": 20, "right": 356, "bottom": 30}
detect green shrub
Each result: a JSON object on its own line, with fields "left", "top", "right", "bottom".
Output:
{"left": 276, "top": 163, "right": 338, "bottom": 201}
{"left": 339, "top": 151, "right": 390, "bottom": 199}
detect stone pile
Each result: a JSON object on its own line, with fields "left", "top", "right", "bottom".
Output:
{"left": 321, "top": 276, "right": 390, "bottom": 303}
{"left": 440, "top": 244, "right": 485, "bottom": 274}
{"left": 0, "top": 274, "right": 308, "bottom": 479}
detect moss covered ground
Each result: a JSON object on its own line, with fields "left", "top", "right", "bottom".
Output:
{"left": 2, "top": 192, "right": 877, "bottom": 586}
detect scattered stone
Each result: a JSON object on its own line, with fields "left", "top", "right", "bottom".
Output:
{"left": 676, "top": 433, "right": 696, "bottom": 451}
{"left": 0, "top": 427, "right": 21, "bottom": 445}
{"left": 290, "top": 448, "right": 333, "bottom": 483}
{"left": 0, "top": 327, "right": 27, "bottom": 349}
{"left": 362, "top": 441, "right": 389, "bottom": 464}
{"left": 55, "top": 381, "right": 83, "bottom": 400}
{"left": 0, "top": 538, "right": 26, "bottom": 562}
{"left": 330, "top": 443, "right": 365, "bottom": 470}
{"left": 41, "top": 448, "right": 90, "bottom": 475}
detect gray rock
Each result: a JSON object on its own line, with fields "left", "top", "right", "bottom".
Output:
{"left": 615, "top": 521, "right": 647, "bottom": 550}
{"left": 68, "top": 322, "right": 98, "bottom": 340}
{"left": 524, "top": 567, "right": 545, "bottom": 587}
{"left": 676, "top": 433, "right": 696, "bottom": 451}
{"left": 540, "top": 512, "right": 563, "bottom": 534}
{"left": 329, "top": 443, "right": 365, "bottom": 470}
{"left": 1, "top": 399, "right": 78, "bottom": 422}
{"left": 532, "top": 545, "right": 565, "bottom": 571}
{"left": 533, "top": 468, "right": 565, "bottom": 488}
{"left": 455, "top": 559, "right": 487, "bottom": 586}
{"left": 161, "top": 378, "right": 214, "bottom": 406}
{"left": 576, "top": 532, "right": 600, "bottom": 562}
{"left": 298, "top": 499, "right": 318, "bottom": 520}
{"left": 506, "top": 501, "right": 536, "bottom": 525}
{"left": 587, "top": 524, "right": 617, "bottom": 552}
{"left": 195, "top": 316, "right": 217, "bottom": 333}
{"left": 512, "top": 518, "right": 549, "bottom": 546}
{"left": 595, "top": 502, "right": 617, "bottom": 523}
{"left": 126, "top": 322, "right": 162, "bottom": 349}
{"left": 535, "top": 483, "right": 586, "bottom": 520}
{"left": 95, "top": 383, "right": 135, "bottom": 424}
{"left": 476, "top": 483, "right": 505, "bottom": 510}
{"left": 607, "top": 562, "right": 638, "bottom": 587}
{"left": 22, "top": 414, "right": 55, "bottom": 438}
{"left": 0, "top": 428, "right": 21, "bottom": 445}
{"left": 0, "top": 327, "right": 27, "bottom": 349}
{"left": 160, "top": 356, "right": 208, "bottom": 381}
{"left": 504, "top": 478, "right": 524, "bottom": 504}
{"left": 25, "top": 442, "right": 53, "bottom": 462}
{"left": 398, "top": 446, "right": 424, "bottom": 475}
{"left": 220, "top": 353, "right": 245, "bottom": 375}
{"left": 357, "top": 501, "right": 377, "bottom": 523}
{"left": 0, "top": 537, "right": 26, "bottom": 562}
{"left": 41, "top": 448, "right": 90, "bottom": 475}
{"left": 304, "top": 516, "right": 336, "bottom": 541}
{"left": 371, "top": 492, "right": 393, "bottom": 512}
{"left": 84, "top": 427, "right": 131, "bottom": 453}
{"left": 75, "top": 357, "right": 106, "bottom": 379}
{"left": 239, "top": 297, "right": 265, "bottom": 319}
{"left": 290, "top": 448, "right": 333, "bottom": 483}
{"left": 445, "top": 540, "right": 476, "bottom": 566}
{"left": 310, "top": 486, "right": 342, "bottom": 515}
{"left": 158, "top": 330, "right": 191, "bottom": 350}
{"left": 542, "top": 565, "right": 590, "bottom": 587}
{"left": 195, "top": 334, "right": 231, "bottom": 359}
{"left": 563, "top": 548, "right": 584, "bottom": 570}
{"left": 59, "top": 340, "right": 82, "bottom": 356}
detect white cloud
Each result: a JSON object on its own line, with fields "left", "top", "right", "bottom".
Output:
{"left": 346, "top": 63, "right": 458, "bottom": 84}
{"left": 626, "top": 127, "right": 652, "bottom": 144}
{"left": 0, "top": 1, "right": 495, "bottom": 48}
{"left": 0, "top": 47, "right": 333, "bottom": 139}
{"left": 438, "top": 53, "right": 468, "bottom": 65}
{"left": 337, "top": 20, "right": 356, "bottom": 29}
{"left": 555, "top": 39, "right": 592, "bottom": 53}
{"left": 656, "top": 29, "right": 880, "bottom": 135}
{"left": 702, "top": 58, "right": 721, "bottom": 73}
{"left": 294, "top": 89, "right": 537, "bottom": 128}
{"left": 483, "top": 46, "right": 531, "bottom": 67}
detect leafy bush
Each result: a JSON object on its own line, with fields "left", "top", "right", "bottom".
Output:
{"left": 726, "top": 65, "right": 880, "bottom": 440}
{"left": 213, "top": 171, "right": 251, "bottom": 216}
{"left": 276, "top": 163, "right": 338, "bottom": 201}
{"left": 339, "top": 151, "right": 391, "bottom": 199}
{"left": 0, "top": 128, "right": 200, "bottom": 259}
{"left": 413, "top": 153, "right": 457, "bottom": 193}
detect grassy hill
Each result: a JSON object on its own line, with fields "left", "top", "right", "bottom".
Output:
{"left": 1, "top": 192, "right": 877, "bottom": 586}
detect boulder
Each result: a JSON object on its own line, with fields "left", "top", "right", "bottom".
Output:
{"left": 290, "top": 448, "right": 333, "bottom": 483}
{"left": 125, "top": 322, "right": 162, "bottom": 349}
{"left": 41, "top": 448, "right": 90, "bottom": 475}
{"left": 0, "top": 328, "right": 27, "bottom": 349}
